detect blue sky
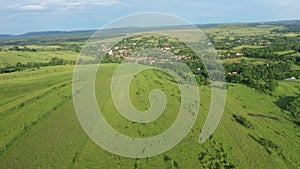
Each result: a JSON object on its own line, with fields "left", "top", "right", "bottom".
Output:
{"left": 0, "top": 0, "right": 299, "bottom": 34}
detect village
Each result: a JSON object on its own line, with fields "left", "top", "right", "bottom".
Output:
{"left": 102, "top": 34, "right": 194, "bottom": 65}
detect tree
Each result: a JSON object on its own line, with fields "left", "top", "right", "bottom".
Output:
{"left": 286, "top": 97, "right": 300, "bottom": 118}
{"left": 163, "top": 155, "right": 172, "bottom": 162}
{"left": 268, "top": 80, "right": 278, "bottom": 91}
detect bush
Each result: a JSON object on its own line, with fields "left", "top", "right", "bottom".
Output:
{"left": 163, "top": 155, "right": 172, "bottom": 162}
{"left": 19, "top": 102, "right": 25, "bottom": 107}
{"left": 286, "top": 96, "right": 300, "bottom": 118}
{"left": 233, "top": 114, "right": 254, "bottom": 128}
{"left": 173, "top": 161, "right": 179, "bottom": 168}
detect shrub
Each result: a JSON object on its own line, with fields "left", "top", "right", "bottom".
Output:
{"left": 163, "top": 155, "right": 172, "bottom": 162}
{"left": 233, "top": 114, "right": 254, "bottom": 128}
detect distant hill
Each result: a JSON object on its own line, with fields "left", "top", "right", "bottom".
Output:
{"left": 21, "top": 30, "right": 96, "bottom": 37}
{"left": 0, "top": 19, "right": 299, "bottom": 45}
{"left": 0, "top": 34, "right": 12, "bottom": 39}
{"left": 0, "top": 30, "right": 96, "bottom": 41}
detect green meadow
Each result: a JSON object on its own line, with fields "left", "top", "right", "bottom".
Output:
{"left": 0, "top": 51, "right": 77, "bottom": 68}
{"left": 0, "top": 64, "right": 299, "bottom": 168}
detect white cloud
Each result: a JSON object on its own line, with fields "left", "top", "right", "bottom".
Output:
{"left": 20, "top": 5, "right": 46, "bottom": 10}
{"left": 42, "top": 0, "right": 126, "bottom": 8}
{"left": 63, "top": 2, "right": 81, "bottom": 6}
{"left": 3, "top": 0, "right": 126, "bottom": 11}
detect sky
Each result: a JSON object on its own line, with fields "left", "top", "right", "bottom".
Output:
{"left": 0, "top": 0, "right": 299, "bottom": 34}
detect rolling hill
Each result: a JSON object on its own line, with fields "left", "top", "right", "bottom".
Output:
{"left": 0, "top": 64, "right": 299, "bottom": 168}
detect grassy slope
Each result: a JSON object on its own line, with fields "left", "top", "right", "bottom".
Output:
{"left": 0, "top": 64, "right": 299, "bottom": 169}
{"left": 0, "top": 51, "right": 81, "bottom": 68}
{"left": 202, "top": 24, "right": 284, "bottom": 37}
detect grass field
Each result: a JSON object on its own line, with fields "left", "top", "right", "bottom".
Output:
{"left": 232, "top": 45, "right": 264, "bottom": 51}
{"left": 221, "top": 57, "right": 266, "bottom": 65}
{"left": 0, "top": 51, "right": 96, "bottom": 68}
{"left": 0, "top": 51, "right": 77, "bottom": 68}
{"left": 274, "top": 50, "right": 295, "bottom": 55}
{"left": 202, "top": 24, "right": 284, "bottom": 37}
{"left": 0, "top": 64, "right": 299, "bottom": 168}
{"left": 0, "top": 22, "right": 299, "bottom": 168}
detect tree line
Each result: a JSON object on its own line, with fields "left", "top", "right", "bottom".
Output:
{"left": 224, "top": 62, "right": 299, "bottom": 94}
{"left": 0, "top": 57, "right": 70, "bottom": 74}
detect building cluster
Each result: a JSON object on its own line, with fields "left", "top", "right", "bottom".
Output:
{"left": 103, "top": 41, "right": 191, "bottom": 64}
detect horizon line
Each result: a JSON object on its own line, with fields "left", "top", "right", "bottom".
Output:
{"left": 1, "top": 19, "right": 299, "bottom": 36}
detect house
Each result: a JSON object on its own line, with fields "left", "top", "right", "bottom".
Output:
{"left": 236, "top": 52, "right": 244, "bottom": 56}
{"left": 258, "top": 42, "right": 272, "bottom": 45}
{"left": 284, "top": 77, "right": 296, "bottom": 80}
{"left": 227, "top": 72, "right": 238, "bottom": 75}
{"left": 173, "top": 49, "right": 180, "bottom": 54}
{"left": 162, "top": 46, "right": 171, "bottom": 50}
{"left": 108, "top": 50, "right": 114, "bottom": 56}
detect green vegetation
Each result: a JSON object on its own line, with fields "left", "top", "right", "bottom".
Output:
{"left": 0, "top": 64, "right": 299, "bottom": 168}
{"left": 0, "top": 57, "right": 70, "bottom": 74}
{"left": 0, "top": 50, "right": 79, "bottom": 68}
{"left": 100, "top": 27, "right": 299, "bottom": 94}
{"left": 233, "top": 114, "right": 254, "bottom": 128}
{"left": 198, "top": 140, "right": 235, "bottom": 169}
{"left": 286, "top": 96, "right": 300, "bottom": 118}
{"left": 0, "top": 21, "right": 300, "bottom": 168}
{"left": 249, "top": 134, "right": 283, "bottom": 156}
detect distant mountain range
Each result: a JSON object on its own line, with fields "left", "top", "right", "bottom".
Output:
{"left": 0, "top": 30, "right": 97, "bottom": 41}
{"left": 0, "top": 20, "right": 299, "bottom": 43}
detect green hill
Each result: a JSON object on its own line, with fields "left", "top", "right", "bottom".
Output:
{"left": 0, "top": 64, "right": 299, "bottom": 168}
